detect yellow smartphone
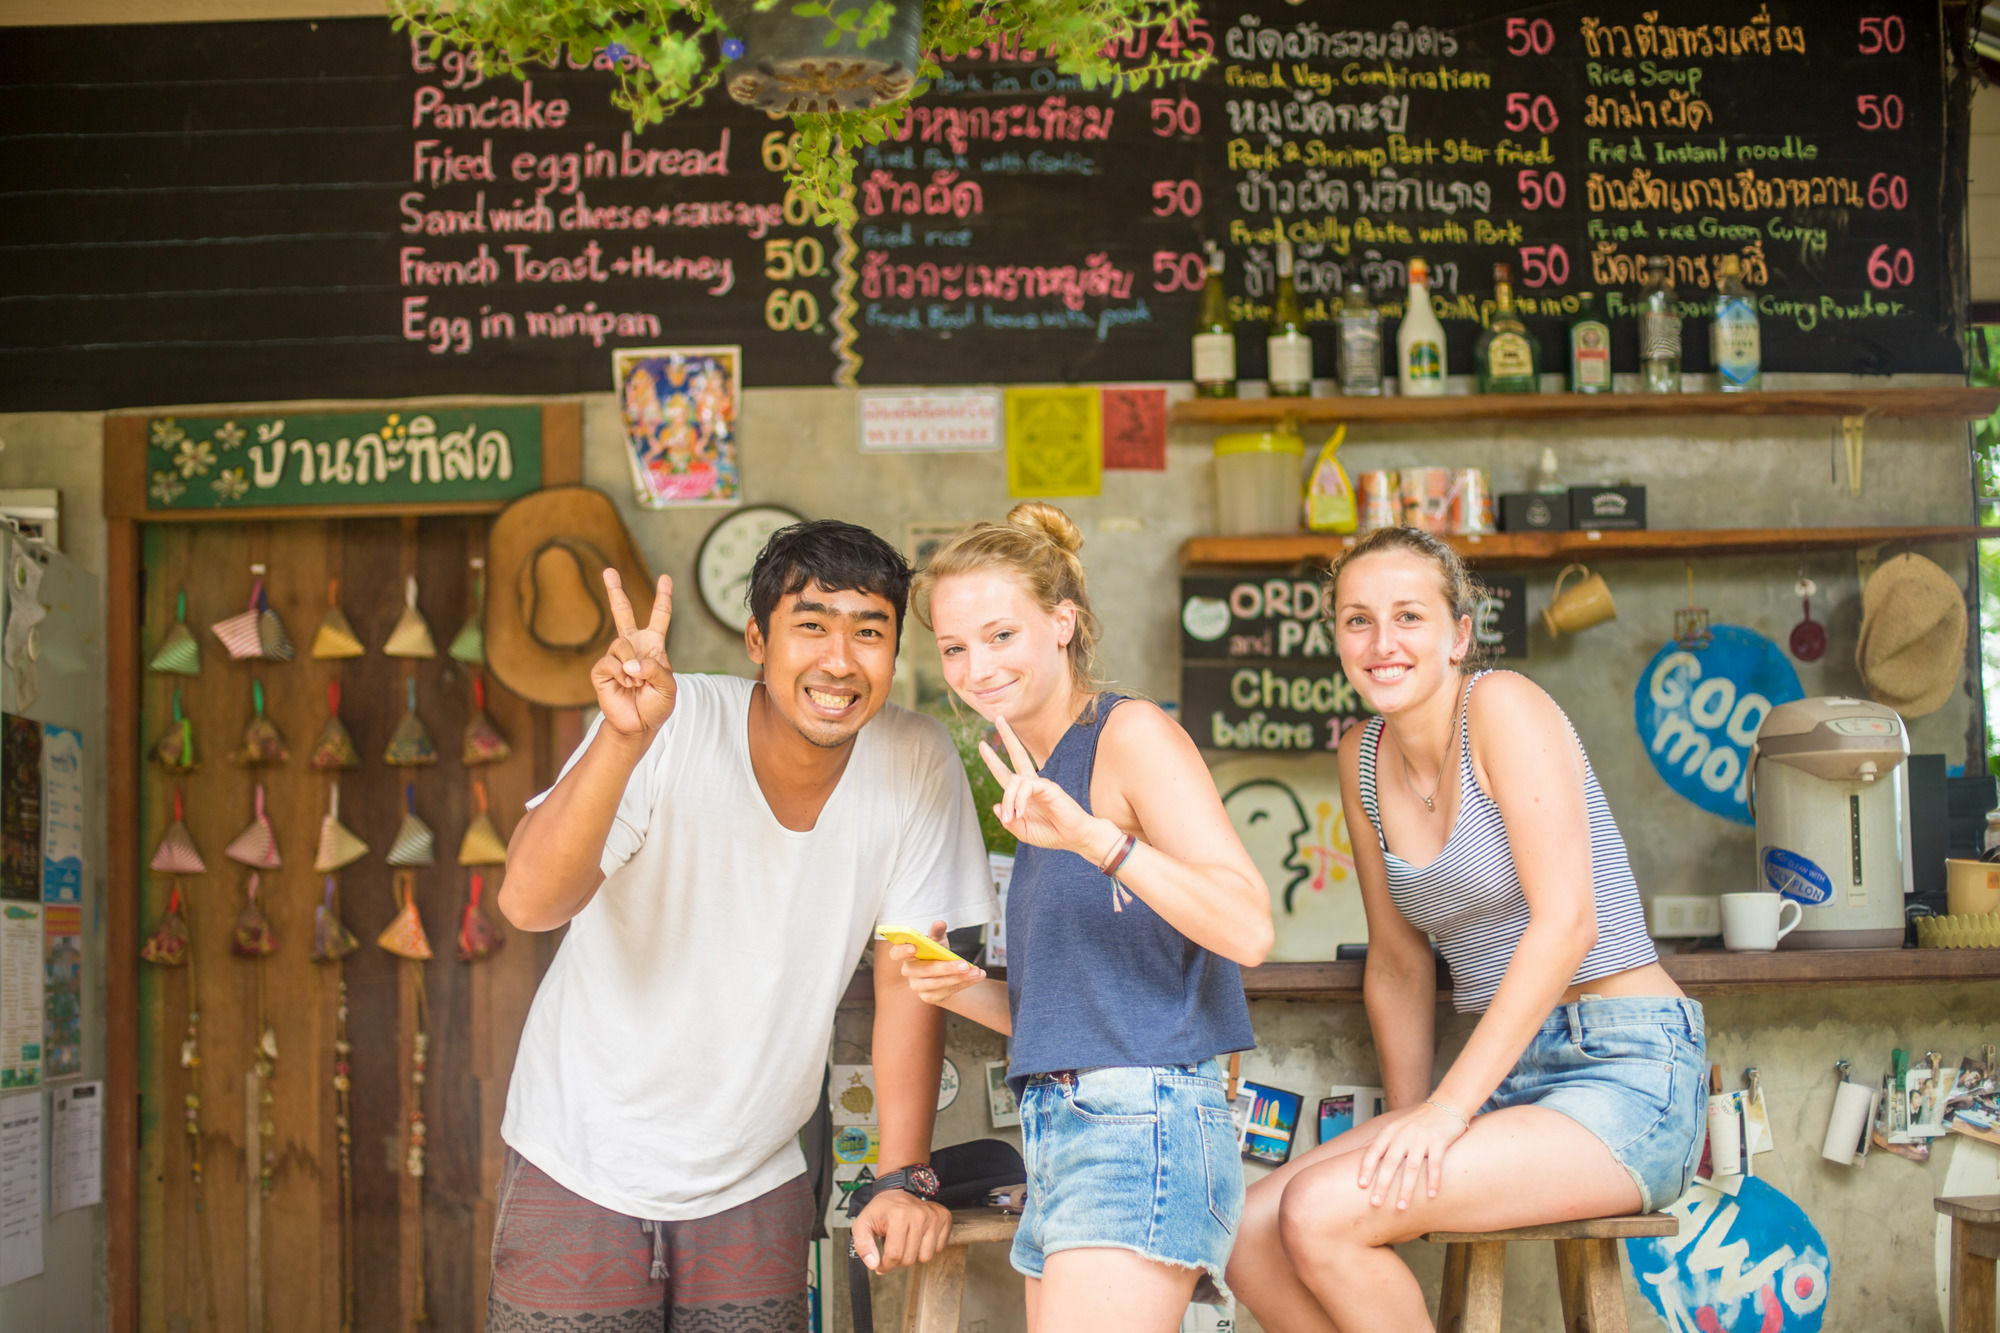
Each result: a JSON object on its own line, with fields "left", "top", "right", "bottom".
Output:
{"left": 875, "top": 925, "right": 967, "bottom": 965}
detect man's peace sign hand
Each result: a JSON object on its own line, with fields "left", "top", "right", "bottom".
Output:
{"left": 590, "top": 570, "right": 677, "bottom": 738}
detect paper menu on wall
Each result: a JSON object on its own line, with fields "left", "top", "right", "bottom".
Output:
{"left": 51, "top": 1081, "right": 100, "bottom": 1215}
{"left": 0, "top": 1092, "right": 41, "bottom": 1286}
{"left": 0, "top": 904, "right": 40, "bottom": 1088}
{"left": 40, "top": 724, "right": 82, "bottom": 906}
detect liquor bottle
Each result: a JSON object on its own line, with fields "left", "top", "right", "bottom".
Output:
{"left": 1192, "top": 242, "right": 1236, "bottom": 399}
{"left": 1397, "top": 257, "right": 1448, "bottom": 397}
{"left": 1639, "top": 255, "right": 1681, "bottom": 394}
{"left": 1336, "top": 282, "right": 1383, "bottom": 395}
{"left": 1267, "top": 230, "right": 1313, "bottom": 397}
{"left": 1567, "top": 292, "right": 1613, "bottom": 394}
{"left": 1473, "top": 262, "right": 1540, "bottom": 394}
{"left": 1710, "top": 254, "right": 1762, "bottom": 392}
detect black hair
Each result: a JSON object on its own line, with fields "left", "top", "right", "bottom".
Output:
{"left": 748, "top": 519, "right": 913, "bottom": 647}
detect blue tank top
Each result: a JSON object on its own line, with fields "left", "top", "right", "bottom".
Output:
{"left": 1004, "top": 695, "right": 1254, "bottom": 1093}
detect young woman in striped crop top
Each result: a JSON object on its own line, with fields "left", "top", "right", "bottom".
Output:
{"left": 1228, "top": 526, "right": 1707, "bottom": 1333}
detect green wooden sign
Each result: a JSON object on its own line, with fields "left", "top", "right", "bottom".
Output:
{"left": 144, "top": 408, "right": 543, "bottom": 510}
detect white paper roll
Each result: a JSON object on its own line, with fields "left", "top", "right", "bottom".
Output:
{"left": 1707, "top": 1093, "right": 1743, "bottom": 1176}
{"left": 1821, "top": 1080, "right": 1876, "bottom": 1165}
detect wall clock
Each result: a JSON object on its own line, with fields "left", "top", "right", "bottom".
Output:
{"left": 696, "top": 505, "right": 803, "bottom": 633}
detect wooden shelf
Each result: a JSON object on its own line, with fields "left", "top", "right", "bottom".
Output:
{"left": 1181, "top": 525, "right": 1991, "bottom": 568}
{"left": 1170, "top": 386, "right": 2000, "bottom": 427}
{"left": 838, "top": 949, "right": 2000, "bottom": 1008}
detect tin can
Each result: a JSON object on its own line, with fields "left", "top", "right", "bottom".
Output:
{"left": 1448, "top": 468, "right": 1495, "bottom": 535}
{"left": 1356, "top": 470, "right": 1398, "bottom": 532}
{"left": 1398, "top": 466, "right": 1452, "bottom": 533}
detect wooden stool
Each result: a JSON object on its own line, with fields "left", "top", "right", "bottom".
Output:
{"left": 1936, "top": 1195, "right": 2000, "bottom": 1332}
{"left": 900, "top": 1207, "right": 1020, "bottom": 1333}
{"left": 1424, "top": 1214, "right": 1677, "bottom": 1333}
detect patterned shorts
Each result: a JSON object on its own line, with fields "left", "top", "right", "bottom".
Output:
{"left": 487, "top": 1149, "right": 814, "bottom": 1333}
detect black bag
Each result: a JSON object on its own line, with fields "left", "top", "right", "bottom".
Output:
{"left": 845, "top": 1139, "right": 1025, "bottom": 1333}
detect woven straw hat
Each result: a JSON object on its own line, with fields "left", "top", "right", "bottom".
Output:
{"left": 1855, "top": 553, "right": 1966, "bottom": 718}
{"left": 486, "top": 487, "right": 653, "bottom": 708}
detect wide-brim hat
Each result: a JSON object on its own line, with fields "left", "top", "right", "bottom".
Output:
{"left": 486, "top": 487, "right": 653, "bottom": 708}
{"left": 1856, "top": 552, "right": 1966, "bottom": 718}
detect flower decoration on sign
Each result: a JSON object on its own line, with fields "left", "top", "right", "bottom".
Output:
{"left": 211, "top": 468, "right": 249, "bottom": 502}
{"left": 214, "top": 420, "right": 245, "bottom": 451}
{"left": 151, "top": 418, "right": 183, "bottom": 447}
{"left": 149, "top": 471, "right": 186, "bottom": 505}
{"left": 174, "top": 437, "right": 217, "bottom": 478}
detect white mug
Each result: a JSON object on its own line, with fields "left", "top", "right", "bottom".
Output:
{"left": 1720, "top": 892, "right": 1803, "bottom": 951}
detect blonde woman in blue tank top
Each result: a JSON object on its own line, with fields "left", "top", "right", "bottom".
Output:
{"left": 1226, "top": 526, "right": 1706, "bottom": 1333}
{"left": 887, "top": 502, "right": 1273, "bottom": 1333}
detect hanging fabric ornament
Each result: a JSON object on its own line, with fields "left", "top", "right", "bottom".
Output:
{"left": 387, "top": 784, "right": 436, "bottom": 867}
{"left": 1789, "top": 576, "right": 1828, "bottom": 663}
{"left": 314, "top": 782, "right": 370, "bottom": 873}
{"left": 456, "top": 871, "right": 506, "bottom": 962}
{"left": 312, "top": 877, "right": 360, "bottom": 963}
{"left": 383, "top": 575, "right": 438, "bottom": 659}
{"left": 225, "top": 783, "right": 282, "bottom": 869}
{"left": 384, "top": 677, "right": 438, "bottom": 767}
{"left": 149, "top": 589, "right": 202, "bottom": 676}
{"left": 231, "top": 871, "right": 278, "bottom": 956}
{"left": 151, "top": 689, "right": 198, "bottom": 773}
{"left": 461, "top": 674, "right": 512, "bottom": 766}
{"left": 378, "top": 869, "right": 434, "bottom": 959}
{"left": 141, "top": 882, "right": 193, "bottom": 965}
{"left": 256, "top": 578, "right": 295, "bottom": 662}
{"left": 448, "top": 558, "right": 485, "bottom": 664}
{"left": 213, "top": 569, "right": 292, "bottom": 661}
{"left": 310, "top": 681, "right": 361, "bottom": 772}
{"left": 312, "top": 578, "right": 365, "bottom": 660}
{"left": 151, "top": 788, "right": 206, "bottom": 875}
{"left": 235, "top": 679, "right": 289, "bottom": 767}
{"left": 458, "top": 780, "right": 509, "bottom": 866}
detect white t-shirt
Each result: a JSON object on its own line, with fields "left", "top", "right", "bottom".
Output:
{"left": 501, "top": 672, "right": 996, "bottom": 1220}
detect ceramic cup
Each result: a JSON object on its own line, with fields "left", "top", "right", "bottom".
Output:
{"left": 1720, "top": 891, "right": 1804, "bottom": 951}
{"left": 1541, "top": 563, "right": 1616, "bottom": 637}
{"left": 1945, "top": 859, "right": 2000, "bottom": 916}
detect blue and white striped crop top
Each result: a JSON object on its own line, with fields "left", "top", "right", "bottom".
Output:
{"left": 1356, "top": 671, "right": 1656, "bottom": 1012}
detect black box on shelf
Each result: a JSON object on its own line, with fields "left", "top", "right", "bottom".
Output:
{"left": 1498, "top": 492, "right": 1570, "bottom": 531}
{"left": 1567, "top": 485, "right": 1647, "bottom": 530}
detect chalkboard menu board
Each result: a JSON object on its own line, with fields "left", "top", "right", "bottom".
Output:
{"left": 0, "top": 1, "right": 1967, "bottom": 410}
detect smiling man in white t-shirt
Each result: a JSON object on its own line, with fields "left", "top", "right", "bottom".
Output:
{"left": 489, "top": 519, "right": 995, "bottom": 1333}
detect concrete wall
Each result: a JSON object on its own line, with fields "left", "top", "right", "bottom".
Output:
{"left": 1975, "top": 83, "right": 1999, "bottom": 304}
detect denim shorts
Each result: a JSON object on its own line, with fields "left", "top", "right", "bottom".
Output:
{"left": 1483, "top": 995, "right": 1707, "bottom": 1213}
{"left": 1013, "top": 1059, "right": 1243, "bottom": 1305}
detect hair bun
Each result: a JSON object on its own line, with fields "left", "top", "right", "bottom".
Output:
{"left": 1005, "top": 501, "right": 1084, "bottom": 556}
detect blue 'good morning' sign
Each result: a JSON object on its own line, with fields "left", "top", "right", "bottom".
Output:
{"left": 1633, "top": 626, "right": 1803, "bottom": 826}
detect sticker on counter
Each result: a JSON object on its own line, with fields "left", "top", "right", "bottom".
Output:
{"left": 1762, "top": 847, "right": 1833, "bottom": 905}
{"left": 833, "top": 1125, "right": 880, "bottom": 1165}
{"left": 1633, "top": 626, "right": 1802, "bottom": 826}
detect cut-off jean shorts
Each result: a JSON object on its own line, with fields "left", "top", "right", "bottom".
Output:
{"left": 1483, "top": 994, "right": 1708, "bottom": 1212}
{"left": 1013, "top": 1059, "right": 1243, "bottom": 1305}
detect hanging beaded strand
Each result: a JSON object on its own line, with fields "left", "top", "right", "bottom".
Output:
{"left": 408, "top": 964, "right": 430, "bottom": 1325}
{"left": 180, "top": 887, "right": 204, "bottom": 1206}
{"left": 334, "top": 977, "right": 355, "bottom": 1331}
{"left": 253, "top": 960, "right": 277, "bottom": 1197}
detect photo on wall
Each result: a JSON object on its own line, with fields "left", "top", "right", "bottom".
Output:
{"left": 613, "top": 345, "right": 741, "bottom": 507}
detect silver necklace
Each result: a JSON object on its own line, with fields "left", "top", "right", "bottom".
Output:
{"left": 1398, "top": 680, "right": 1465, "bottom": 813}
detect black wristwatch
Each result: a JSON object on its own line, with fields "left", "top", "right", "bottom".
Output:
{"left": 872, "top": 1164, "right": 940, "bottom": 1201}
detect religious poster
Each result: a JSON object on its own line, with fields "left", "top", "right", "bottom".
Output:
{"left": 614, "top": 345, "right": 741, "bottom": 507}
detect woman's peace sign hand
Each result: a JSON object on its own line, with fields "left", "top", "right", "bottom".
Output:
{"left": 590, "top": 570, "right": 677, "bottom": 738}
{"left": 978, "top": 716, "right": 1105, "bottom": 858}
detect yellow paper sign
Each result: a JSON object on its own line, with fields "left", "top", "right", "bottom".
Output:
{"left": 1005, "top": 387, "right": 1102, "bottom": 498}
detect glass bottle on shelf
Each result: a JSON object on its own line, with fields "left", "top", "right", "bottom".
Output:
{"left": 1711, "top": 254, "right": 1762, "bottom": 392}
{"left": 1396, "top": 257, "right": 1448, "bottom": 397}
{"left": 1532, "top": 445, "right": 1564, "bottom": 495}
{"left": 1568, "top": 292, "right": 1613, "bottom": 394}
{"left": 1335, "top": 282, "right": 1383, "bottom": 396}
{"left": 1639, "top": 255, "right": 1681, "bottom": 394}
{"left": 1267, "top": 229, "right": 1313, "bottom": 397}
{"left": 1192, "top": 242, "right": 1236, "bottom": 399}
{"left": 1473, "top": 262, "right": 1540, "bottom": 394}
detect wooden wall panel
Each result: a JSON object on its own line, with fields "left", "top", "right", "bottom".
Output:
{"left": 136, "top": 514, "right": 557, "bottom": 1333}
